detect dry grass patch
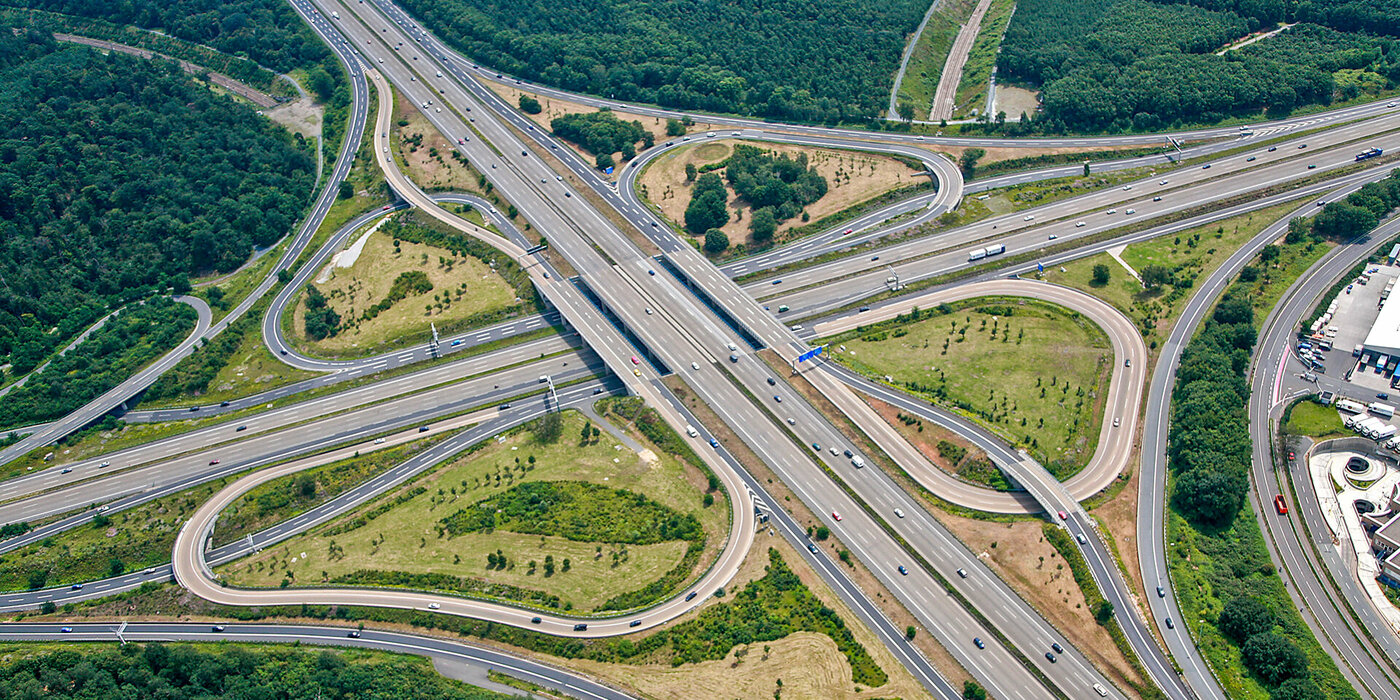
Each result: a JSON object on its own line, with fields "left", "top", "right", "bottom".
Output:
{"left": 392, "top": 92, "right": 485, "bottom": 192}
{"left": 930, "top": 512, "right": 1147, "bottom": 694}
{"left": 639, "top": 140, "right": 921, "bottom": 247}
{"left": 292, "top": 226, "right": 516, "bottom": 355}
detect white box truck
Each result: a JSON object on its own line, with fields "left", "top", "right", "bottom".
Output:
{"left": 1377, "top": 424, "right": 1397, "bottom": 442}
{"left": 1371, "top": 402, "right": 1397, "bottom": 418}
{"left": 984, "top": 244, "right": 1006, "bottom": 257}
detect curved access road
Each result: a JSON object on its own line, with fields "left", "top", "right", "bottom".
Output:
{"left": 171, "top": 66, "right": 758, "bottom": 643}
{"left": 1245, "top": 215, "right": 1400, "bottom": 698}
{"left": 0, "top": 296, "right": 212, "bottom": 467}
{"left": 0, "top": 622, "right": 634, "bottom": 700}
{"left": 0, "top": 5, "right": 373, "bottom": 469}
{"left": 812, "top": 278, "right": 1146, "bottom": 511}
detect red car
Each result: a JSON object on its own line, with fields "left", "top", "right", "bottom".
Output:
{"left": 1057, "top": 510, "right": 1068, "bottom": 520}
{"left": 209, "top": 458, "right": 220, "bottom": 465}
{"left": 843, "top": 228, "right": 853, "bottom": 235}
{"left": 1274, "top": 495, "right": 1288, "bottom": 515}
{"left": 831, "top": 511, "right": 842, "bottom": 521}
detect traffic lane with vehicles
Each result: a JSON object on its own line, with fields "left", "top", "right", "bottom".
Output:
{"left": 0, "top": 296, "right": 212, "bottom": 470}
{"left": 718, "top": 116, "right": 1392, "bottom": 279}
{"left": 0, "top": 350, "right": 595, "bottom": 529}
{"left": 766, "top": 158, "right": 1400, "bottom": 323}
{"left": 1247, "top": 216, "right": 1400, "bottom": 696}
{"left": 747, "top": 118, "right": 1400, "bottom": 304}
{"left": 308, "top": 5, "right": 1067, "bottom": 696}
{"left": 0, "top": 380, "right": 615, "bottom": 612}
{"left": 0, "top": 622, "right": 635, "bottom": 700}
{"left": 809, "top": 279, "right": 1146, "bottom": 509}
{"left": 0, "top": 333, "right": 577, "bottom": 502}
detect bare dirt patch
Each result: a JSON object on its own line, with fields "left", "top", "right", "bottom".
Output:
{"left": 640, "top": 140, "right": 921, "bottom": 247}
{"left": 992, "top": 85, "right": 1041, "bottom": 122}
{"left": 265, "top": 97, "right": 322, "bottom": 142}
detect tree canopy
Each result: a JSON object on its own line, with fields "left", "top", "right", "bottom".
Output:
{"left": 4, "top": 0, "right": 333, "bottom": 73}
{"left": 999, "top": 0, "right": 1400, "bottom": 131}
{"left": 396, "top": 0, "right": 931, "bottom": 122}
{"left": 0, "top": 642, "right": 516, "bottom": 699}
{"left": 0, "top": 31, "right": 313, "bottom": 367}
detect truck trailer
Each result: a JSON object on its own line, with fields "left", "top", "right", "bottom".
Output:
{"left": 1371, "top": 402, "right": 1397, "bottom": 418}
{"left": 1337, "top": 398, "right": 1367, "bottom": 414}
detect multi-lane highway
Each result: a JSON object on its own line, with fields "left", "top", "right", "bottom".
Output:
{"left": 0, "top": 623, "right": 636, "bottom": 700}
{"left": 8, "top": 1, "right": 1400, "bottom": 698}
{"left": 1246, "top": 215, "right": 1400, "bottom": 698}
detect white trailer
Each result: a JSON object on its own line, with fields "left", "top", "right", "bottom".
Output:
{"left": 1377, "top": 424, "right": 1398, "bottom": 442}
{"left": 1337, "top": 399, "right": 1367, "bottom": 414}
{"left": 984, "top": 244, "right": 1006, "bottom": 257}
{"left": 1355, "top": 417, "right": 1384, "bottom": 437}
{"left": 968, "top": 248, "right": 987, "bottom": 262}
{"left": 1371, "top": 402, "right": 1397, "bottom": 418}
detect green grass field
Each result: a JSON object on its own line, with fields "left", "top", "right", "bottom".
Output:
{"left": 952, "top": 0, "right": 1016, "bottom": 115}
{"left": 219, "top": 411, "right": 726, "bottom": 611}
{"left": 831, "top": 298, "right": 1111, "bottom": 479}
{"left": 1043, "top": 199, "right": 1312, "bottom": 348}
{"left": 1283, "top": 400, "right": 1348, "bottom": 439}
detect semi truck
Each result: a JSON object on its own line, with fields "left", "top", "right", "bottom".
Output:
{"left": 967, "top": 244, "right": 1006, "bottom": 262}
{"left": 1356, "top": 147, "right": 1384, "bottom": 161}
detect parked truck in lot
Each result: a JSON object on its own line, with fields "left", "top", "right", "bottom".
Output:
{"left": 1377, "top": 424, "right": 1398, "bottom": 442}
{"left": 1356, "top": 147, "right": 1384, "bottom": 161}
{"left": 1358, "top": 417, "right": 1386, "bottom": 438}
{"left": 1371, "top": 402, "right": 1397, "bottom": 418}
{"left": 1337, "top": 398, "right": 1367, "bottom": 414}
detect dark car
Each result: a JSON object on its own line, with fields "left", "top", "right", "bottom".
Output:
{"left": 531, "top": 617, "right": 542, "bottom": 624}
{"left": 898, "top": 565, "right": 908, "bottom": 575}
{"left": 766, "top": 377, "right": 776, "bottom": 386}
{"left": 236, "top": 425, "right": 247, "bottom": 432}
{"left": 70, "top": 583, "right": 83, "bottom": 591}
{"left": 212, "top": 625, "right": 225, "bottom": 632}
{"left": 629, "top": 620, "right": 642, "bottom": 627}
{"left": 348, "top": 630, "right": 361, "bottom": 638}
{"left": 573, "top": 623, "right": 587, "bottom": 631}
{"left": 1157, "top": 586, "right": 1166, "bottom": 598}
{"left": 418, "top": 426, "right": 430, "bottom": 432}
{"left": 974, "top": 637, "right": 985, "bottom": 649}
{"left": 685, "top": 591, "right": 697, "bottom": 601}
{"left": 1051, "top": 642, "right": 1064, "bottom": 653}
{"left": 1268, "top": 146, "right": 1277, "bottom": 151}
{"left": 808, "top": 543, "right": 819, "bottom": 554}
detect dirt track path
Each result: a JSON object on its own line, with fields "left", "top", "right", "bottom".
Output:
{"left": 928, "top": 0, "right": 993, "bottom": 122}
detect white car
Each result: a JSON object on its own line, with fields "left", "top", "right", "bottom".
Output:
{"left": 1075, "top": 221, "right": 1086, "bottom": 227}
{"left": 1125, "top": 209, "right": 1136, "bottom": 215}
{"left": 1023, "top": 215, "right": 1035, "bottom": 221}
{"left": 1159, "top": 179, "right": 1169, "bottom": 185}
{"left": 691, "top": 362, "right": 700, "bottom": 370}
{"left": 1122, "top": 185, "right": 1132, "bottom": 191}
{"left": 427, "top": 602, "right": 440, "bottom": 610}
{"left": 1107, "top": 209, "right": 1117, "bottom": 214}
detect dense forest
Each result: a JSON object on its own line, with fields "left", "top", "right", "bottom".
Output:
{"left": 397, "top": 0, "right": 930, "bottom": 122}
{"left": 1, "top": 0, "right": 332, "bottom": 73}
{"left": 0, "top": 642, "right": 520, "bottom": 699}
{"left": 0, "top": 297, "right": 196, "bottom": 429}
{"left": 0, "top": 31, "right": 314, "bottom": 370}
{"left": 999, "top": 0, "right": 1400, "bottom": 131}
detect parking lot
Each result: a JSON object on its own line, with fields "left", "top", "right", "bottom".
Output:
{"left": 1309, "top": 265, "right": 1400, "bottom": 398}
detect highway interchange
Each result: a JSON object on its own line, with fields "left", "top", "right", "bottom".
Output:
{"left": 1, "top": 0, "right": 1400, "bottom": 697}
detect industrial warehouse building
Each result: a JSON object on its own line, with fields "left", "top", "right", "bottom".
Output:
{"left": 1360, "top": 275, "right": 1400, "bottom": 372}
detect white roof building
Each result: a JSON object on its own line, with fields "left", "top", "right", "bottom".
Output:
{"left": 1364, "top": 292, "right": 1400, "bottom": 358}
